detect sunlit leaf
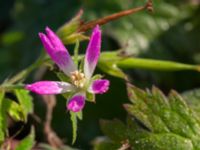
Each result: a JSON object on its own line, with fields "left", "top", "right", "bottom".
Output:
{"left": 15, "top": 89, "right": 33, "bottom": 122}
{"left": 4, "top": 98, "right": 24, "bottom": 121}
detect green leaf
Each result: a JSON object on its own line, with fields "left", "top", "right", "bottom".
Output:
{"left": 133, "top": 133, "right": 193, "bottom": 150}
{"left": 15, "top": 127, "right": 35, "bottom": 150}
{"left": 0, "top": 91, "right": 6, "bottom": 143}
{"left": 126, "top": 85, "right": 200, "bottom": 149}
{"left": 70, "top": 112, "right": 78, "bottom": 144}
{"left": 4, "top": 98, "right": 24, "bottom": 121}
{"left": 15, "top": 89, "right": 33, "bottom": 122}
{"left": 97, "top": 84, "right": 200, "bottom": 149}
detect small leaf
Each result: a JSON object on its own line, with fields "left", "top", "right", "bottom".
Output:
{"left": 15, "top": 127, "right": 35, "bottom": 150}
{"left": 0, "top": 91, "right": 6, "bottom": 143}
{"left": 15, "top": 89, "right": 33, "bottom": 122}
{"left": 4, "top": 98, "right": 24, "bottom": 121}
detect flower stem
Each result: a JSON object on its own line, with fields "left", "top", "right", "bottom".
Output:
{"left": 0, "top": 84, "right": 25, "bottom": 91}
{"left": 74, "top": 40, "right": 80, "bottom": 67}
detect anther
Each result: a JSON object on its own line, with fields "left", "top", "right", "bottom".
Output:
{"left": 70, "top": 71, "right": 86, "bottom": 88}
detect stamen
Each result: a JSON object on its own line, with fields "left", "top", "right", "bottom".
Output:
{"left": 70, "top": 71, "right": 86, "bottom": 88}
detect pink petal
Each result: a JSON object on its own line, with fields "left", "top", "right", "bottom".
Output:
{"left": 90, "top": 79, "right": 110, "bottom": 94}
{"left": 45, "top": 27, "right": 66, "bottom": 50}
{"left": 25, "top": 81, "right": 74, "bottom": 95}
{"left": 67, "top": 94, "right": 85, "bottom": 112}
{"left": 84, "top": 25, "right": 101, "bottom": 79}
{"left": 39, "top": 27, "right": 76, "bottom": 76}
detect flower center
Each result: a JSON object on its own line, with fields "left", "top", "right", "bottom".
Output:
{"left": 70, "top": 71, "right": 86, "bottom": 88}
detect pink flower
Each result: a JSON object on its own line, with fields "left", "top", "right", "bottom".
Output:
{"left": 25, "top": 25, "right": 110, "bottom": 112}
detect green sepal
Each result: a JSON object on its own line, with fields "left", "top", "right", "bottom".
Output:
{"left": 98, "top": 52, "right": 127, "bottom": 79}
{"left": 56, "top": 72, "right": 71, "bottom": 83}
{"left": 91, "top": 74, "right": 103, "bottom": 81}
{"left": 62, "top": 33, "right": 89, "bottom": 45}
{"left": 70, "top": 111, "right": 78, "bottom": 144}
{"left": 86, "top": 92, "right": 95, "bottom": 102}
{"left": 57, "top": 10, "right": 83, "bottom": 38}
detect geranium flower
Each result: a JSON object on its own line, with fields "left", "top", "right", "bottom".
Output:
{"left": 25, "top": 25, "right": 110, "bottom": 112}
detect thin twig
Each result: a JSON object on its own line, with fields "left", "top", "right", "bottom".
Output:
{"left": 78, "top": 0, "right": 153, "bottom": 32}
{"left": 42, "top": 95, "right": 64, "bottom": 148}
